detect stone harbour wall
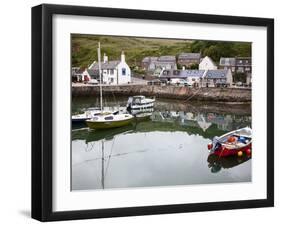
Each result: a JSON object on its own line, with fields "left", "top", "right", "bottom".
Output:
{"left": 72, "top": 84, "right": 251, "bottom": 102}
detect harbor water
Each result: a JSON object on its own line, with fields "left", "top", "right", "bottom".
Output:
{"left": 71, "top": 97, "right": 252, "bottom": 190}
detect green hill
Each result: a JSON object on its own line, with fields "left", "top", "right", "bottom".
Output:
{"left": 71, "top": 34, "right": 191, "bottom": 68}
{"left": 71, "top": 34, "right": 251, "bottom": 69}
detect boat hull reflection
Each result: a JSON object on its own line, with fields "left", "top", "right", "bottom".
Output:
{"left": 207, "top": 153, "right": 251, "bottom": 173}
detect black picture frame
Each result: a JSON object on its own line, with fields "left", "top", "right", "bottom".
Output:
{"left": 32, "top": 4, "right": 274, "bottom": 222}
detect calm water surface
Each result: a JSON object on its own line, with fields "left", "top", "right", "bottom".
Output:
{"left": 72, "top": 97, "right": 252, "bottom": 190}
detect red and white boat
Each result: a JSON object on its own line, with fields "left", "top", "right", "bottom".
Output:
{"left": 207, "top": 127, "right": 252, "bottom": 157}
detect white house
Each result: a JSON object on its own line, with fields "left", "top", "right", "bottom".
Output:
{"left": 88, "top": 51, "right": 131, "bottom": 85}
{"left": 199, "top": 56, "right": 217, "bottom": 70}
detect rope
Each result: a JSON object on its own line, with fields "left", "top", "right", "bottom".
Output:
{"left": 104, "top": 137, "right": 116, "bottom": 177}
{"left": 186, "top": 86, "right": 202, "bottom": 101}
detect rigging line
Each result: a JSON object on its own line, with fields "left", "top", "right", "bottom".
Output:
{"left": 104, "top": 137, "right": 116, "bottom": 177}
{"left": 186, "top": 86, "right": 202, "bottom": 102}
{"left": 101, "top": 140, "right": 104, "bottom": 189}
{"left": 111, "top": 89, "right": 118, "bottom": 110}
{"left": 73, "top": 146, "right": 171, "bottom": 168}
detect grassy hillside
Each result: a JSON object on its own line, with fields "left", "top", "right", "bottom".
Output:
{"left": 71, "top": 34, "right": 191, "bottom": 68}
{"left": 71, "top": 34, "right": 251, "bottom": 68}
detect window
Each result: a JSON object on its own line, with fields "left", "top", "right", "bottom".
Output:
{"left": 110, "top": 69, "right": 114, "bottom": 75}
{"left": 237, "top": 67, "right": 244, "bottom": 72}
{"left": 104, "top": 116, "right": 114, "bottom": 120}
{"left": 173, "top": 70, "right": 180, "bottom": 75}
{"left": 122, "top": 68, "right": 126, "bottom": 75}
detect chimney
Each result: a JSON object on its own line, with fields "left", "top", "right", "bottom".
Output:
{"left": 121, "top": 51, "right": 125, "bottom": 63}
{"left": 103, "top": 53, "right": 108, "bottom": 63}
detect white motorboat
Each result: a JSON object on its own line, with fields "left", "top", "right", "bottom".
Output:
{"left": 127, "top": 95, "right": 155, "bottom": 110}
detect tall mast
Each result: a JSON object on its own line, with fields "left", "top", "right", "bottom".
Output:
{"left": 97, "top": 42, "right": 103, "bottom": 111}
{"left": 101, "top": 139, "right": 104, "bottom": 189}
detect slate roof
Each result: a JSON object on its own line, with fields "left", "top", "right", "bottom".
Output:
{"left": 235, "top": 57, "right": 251, "bottom": 66}
{"left": 158, "top": 56, "right": 176, "bottom": 62}
{"left": 86, "top": 69, "right": 97, "bottom": 76}
{"left": 178, "top": 53, "right": 201, "bottom": 60}
{"left": 72, "top": 67, "right": 84, "bottom": 76}
{"left": 142, "top": 57, "right": 151, "bottom": 63}
{"left": 205, "top": 70, "right": 228, "bottom": 79}
{"left": 219, "top": 57, "right": 236, "bottom": 66}
{"left": 161, "top": 69, "right": 205, "bottom": 78}
{"left": 90, "top": 60, "right": 120, "bottom": 70}
{"left": 142, "top": 56, "right": 158, "bottom": 63}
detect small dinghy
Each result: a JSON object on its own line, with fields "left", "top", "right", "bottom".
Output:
{"left": 207, "top": 127, "right": 252, "bottom": 157}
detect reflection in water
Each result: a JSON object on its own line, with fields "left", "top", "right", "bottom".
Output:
{"left": 207, "top": 153, "right": 251, "bottom": 173}
{"left": 72, "top": 97, "right": 251, "bottom": 191}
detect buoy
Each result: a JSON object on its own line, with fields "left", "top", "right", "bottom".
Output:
{"left": 246, "top": 148, "right": 251, "bottom": 156}
{"left": 207, "top": 143, "right": 213, "bottom": 150}
{"left": 237, "top": 151, "right": 243, "bottom": 157}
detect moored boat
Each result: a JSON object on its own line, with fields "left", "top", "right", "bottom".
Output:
{"left": 72, "top": 109, "right": 101, "bottom": 123}
{"left": 72, "top": 107, "right": 126, "bottom": 123}
{"left": 85, "top": 42, "right": 134, "bottom": 130}
{"left": 207, "top": 127, "right": 252, "bottom": 157}
{"left": 127, "top": 95, "right": 155, "bottom": 110}
{"left": 86, "top": 112, "right": 134, "bottom": 129}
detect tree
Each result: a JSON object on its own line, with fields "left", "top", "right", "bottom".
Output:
{"left": 233, "top": 72, "right": 247, "bottom": 83}
{"left": 188, "top": 63, "right": 199, "bottom": 69}
{"left": 190, "top": 40, "right": 251, "bottom": 62}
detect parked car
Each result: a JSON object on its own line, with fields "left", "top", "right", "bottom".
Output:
{"left": 236, "top": 81, "right": 243, "bottom": 86}
{"left": 215, "top": 81, "right": 229, "bottom": 88}
{"left": 147, "top": 79, "right": 162, "bottom": 86}
{"left": 88, "top": 79, "right": 99, "bottom": 85}
{"left": 170, "top": 78, "right": 188, "bottom": 86}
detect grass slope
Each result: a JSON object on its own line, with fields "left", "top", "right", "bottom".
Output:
{"left": 71, "top": 34, "right": 191, "bottom": 68}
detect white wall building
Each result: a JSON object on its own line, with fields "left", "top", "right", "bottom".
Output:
{"left": 88, "top": 52, "right": 131, "bottom": 85}
{"left": 199, "top": 56, "right": 218, "bottom": 70}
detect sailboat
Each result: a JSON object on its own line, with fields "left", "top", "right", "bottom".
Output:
{"left": 86, "top": 43, "right": 134, "bottom": 130}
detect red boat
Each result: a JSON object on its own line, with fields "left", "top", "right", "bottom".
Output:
{"left": 207, "top": 127, "right": 252, "bottom": 157}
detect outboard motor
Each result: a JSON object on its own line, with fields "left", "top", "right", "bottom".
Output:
{"left": 208, "top": 136, "right": 220, "bottom": 153}
{"left": 127, "top": 97, "right": 133, "bottom": 109}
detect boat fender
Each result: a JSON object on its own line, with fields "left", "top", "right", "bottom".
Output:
{"left": 207, "top": 143, "right": 213, "bottom": 150}
{"left": 246, "top": 148, "right": 251, "bottom": 156}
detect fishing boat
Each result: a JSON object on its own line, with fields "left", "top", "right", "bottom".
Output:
{"left": 85, "top": 42, "right": 134, "bottom": 130}
{"left": 126, "top": 95, "right": 155, "bottom": 110}
{"left": 207, "top": 127, "right": 252, "bottom": 157}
